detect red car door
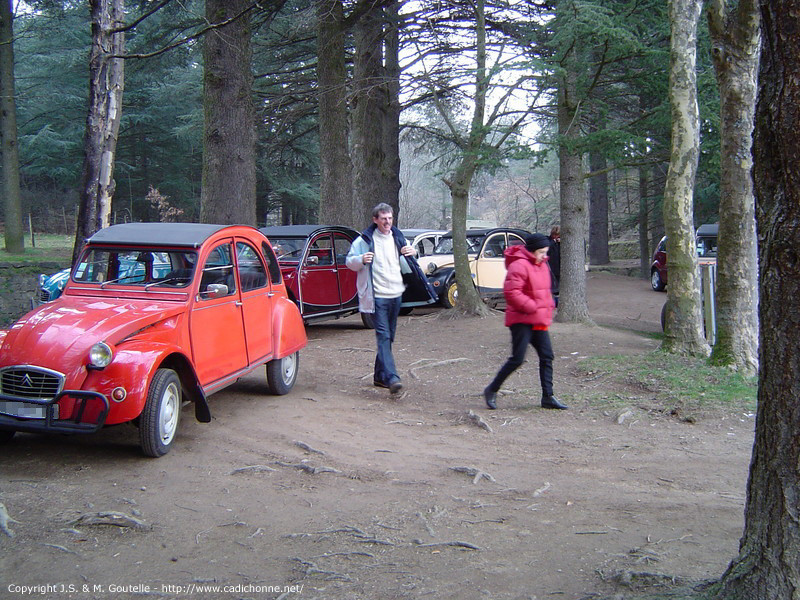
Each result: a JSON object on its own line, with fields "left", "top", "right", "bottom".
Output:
{"left": 190, "top": 241, "right": 248, "bottom": 388}
{"left": 298, "top": 233, "right": 341, "bottom": 318}
{"left": 334, "top": 232, "right": 358, "bottom": 309}
{"left": 234, "top": 240, "right": 273, "bottom": 365}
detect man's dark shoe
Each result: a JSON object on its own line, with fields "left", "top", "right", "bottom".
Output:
{"left": 483, "top": 386, "right": 497, "bottom": 410}
{"left": 541, "top": 395, "right": 568, "bottom": 410}
{"left": 373, "top": 379, "right": 389, "bottom": 389}
{"left": 389, "top": 379, "right": 403, "bottom": 394}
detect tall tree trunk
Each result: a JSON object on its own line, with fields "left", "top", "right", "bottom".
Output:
{"left": 446, "top": 156, "right": 485, "bottom": 314}
{"left": 351, "top": 2, "right": 385, "bottom": 229}
{"left": 588, "top": 147, "right": 609, "bottom": 265}
{"left": 713, "top": 2, "right": 800, "bottom": 596}
{"left": 382, "top": 1, "right": 401, "bottom": 222}
{"left": 638, "top": 167, "right": 650, "bottom": 279}
{"left": 0, "top": 0, "right": 23, "bottom": 254}
{"left": 317, "top": 0, "right": 354, "bottom": 227}
{"left": 443, "top": 0, "right": 487, "bottom": 316}
{"left": 200, "top": 0, "right": 256, "bottom": 225}
{"left": 707, "top": 0, "right": 760, "bottom": 375}
{"left": 72, "top": 0, "right": 125, "bottom": 264}
{"left": 661, "top": 0, "right": 708, "bottom": 356}
{"left": 555, "top": 52, "right": 591, "bottom": 324}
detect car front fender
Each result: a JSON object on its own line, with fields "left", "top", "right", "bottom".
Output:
{"left": 82, "top": 342, "right": 191, "bottom": 425}
{"left": 427, "top": 267, "right": 455, "bottom": 297}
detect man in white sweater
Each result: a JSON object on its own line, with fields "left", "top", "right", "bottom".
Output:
{"left": 346, "top": 203, "right": 418, "bottom": 394}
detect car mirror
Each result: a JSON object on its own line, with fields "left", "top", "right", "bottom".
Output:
{"left": 205, "top": 283, "right": 229, "bottom": 299}
{"left": 306, "top": 255, "right": 319, "bottom": 266}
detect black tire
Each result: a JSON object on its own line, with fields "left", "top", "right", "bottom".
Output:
{"left": 140, "top": 368, "right": 181, "bottom": 458}
{"left": 267, "top": 351, "right": 300, "bottom": 395}
{"left": 651, "top": 268, "right": 666, "bottom": 292}
{"left": 399, "top": 307, "right": 413, "bottom": 316}
{"left": 361, "top": 312, "right": 375, "bottom": 329}
{"left": 442, "top": 280, "right": 458, "bottom": 309}
{"left": 0, "top": 429, "right": 15, "bottom": 444}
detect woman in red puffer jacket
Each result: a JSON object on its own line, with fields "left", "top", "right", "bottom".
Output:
{"left": 483, "top": 233, "right": 567, "bottom": 411}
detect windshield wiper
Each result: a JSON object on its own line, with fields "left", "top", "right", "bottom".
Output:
{"left": 144, "top": 276, "right": 191, "bottom": 290}
{"left": 99, "top": 275, "right": 142, "bottom": 289}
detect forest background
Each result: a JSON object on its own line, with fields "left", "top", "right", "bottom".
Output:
{"left": 1, "top": 0, "right": 721, "bottom": 270}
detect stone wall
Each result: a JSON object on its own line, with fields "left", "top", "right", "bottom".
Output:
{"left": 608, "top": 240, "right": 640, "bottom": 260}
{"left": 0, "top": 263, "right": 67, "bottom": 327}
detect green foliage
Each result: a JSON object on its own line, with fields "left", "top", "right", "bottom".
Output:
{"left": 251, "top": 0, "right": 320, "bottom": 224}
{"left": 578, "top": 347, "right": 757, "bottom": 415}
{"left": 15, "top": 6, "right": 89, "bottom": 188}
{"left": 0, "top": 234, "right": 72, "bottom": 263}
{"left": 9, "top": 0, "right": 723, "bottom": 238}
{"left": 14, "top": 1, "right": 208, "bottom": 225}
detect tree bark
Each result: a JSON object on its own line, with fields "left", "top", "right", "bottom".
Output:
{"left": 443, "top": 0, "right": 488, "bottom": 316}
{"left": 555, "top": 49, "right": 591, "bottom": 324}
{"left": 713, "top": 2, "right": 800, "bottom": 596}
{"left": 707, "top": 0, "right": 760, "bottom": 375}
{"left": 0, "top": 0, "right": 24, "bottom": 254}
{"left": 588, "top": 147, "right": 609, "bottom": 265}
{"left": 72, "top": 0, "right": 125, "bottom": 263}
{"left": 317, "top": 0, "right": 354, "bottom": 227}
{"left": 638, "top": 167, "right": 650, "bottom": 279}
{"left": 200, "top": 0, "right": 257, "bottom": 226}
{"left": 382, "top": 1, "right": 401, "bottom": 222}
{"left": 351, "top": 1, "right": 385, "bottom": 229}
{"left": 661, "top": 0, "right": 708, "bottom": 356}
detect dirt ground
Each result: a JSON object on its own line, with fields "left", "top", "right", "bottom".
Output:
{"left": 0, "top": 272, "right": 755, "bottom": 600}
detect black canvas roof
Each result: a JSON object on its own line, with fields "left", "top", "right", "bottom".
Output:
{"left": 260, "top": 225, "right": 357, "bottom": 238}
{"left": 696, "top": 223, "right": 718, "bottom": 237}
{"left": 441, "top": 227, "right": 530, "bottom": 239}
{"left": 87, "top": 223, "right": 234, "bottom": 248}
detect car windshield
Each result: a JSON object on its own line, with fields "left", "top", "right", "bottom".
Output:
{"left": 433, "top": 235, "right": 484, "bottom": 255}
{"left": 73, "top": 248, "right": 196, "bottom": 288}
{"left": 270, "top": 238, "right": 306, "bottom": 262}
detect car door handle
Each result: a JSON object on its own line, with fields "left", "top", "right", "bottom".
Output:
{"left": 235, "top": 301, "right": 243, "bottom": 307}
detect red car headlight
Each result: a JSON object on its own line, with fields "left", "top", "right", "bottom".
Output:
{"left": 88, "top": 342, "right": 114, "bottom": 369}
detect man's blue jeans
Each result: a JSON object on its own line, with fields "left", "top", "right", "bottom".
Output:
{"left": 373, "top": 296, "right": 403, "bottom": 385}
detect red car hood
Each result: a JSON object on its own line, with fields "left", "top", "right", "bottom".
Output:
{"left": 0, "top": 296, "right": 185, "bottom": 372}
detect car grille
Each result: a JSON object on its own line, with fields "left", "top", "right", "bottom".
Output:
{"left": 0, "top": 366, "right": 64, "bottom": 401}
{"left": 38, "top": 289, "right": 51, "bottom": 303}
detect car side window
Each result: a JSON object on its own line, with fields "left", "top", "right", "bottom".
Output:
{"left": 333, "top": 234, "right": 351, "bottom": 265}
{"left": 236, "top": 242, "right": 268, "bottom": 292}
{"left": 307, "top": 235, "right": 334, "bottom": 266}
{"left": 483, "top": 234, "right": 506, "bottom": 258}
{"left": 415, "top": 236, "right": 436, "bottom": 256}
{"left": 199, "top": 243, "right": 236, "bottom": 300}
{"left": 262, "top": 242, "right": 282, "bottom": 285}
{"left": 508, "top": 235, "right": 524, "bottom": 248}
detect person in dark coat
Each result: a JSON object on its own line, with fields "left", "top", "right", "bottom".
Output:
{"left": 548, "top": 225, "right": 561, "bottom": 299}
{"left": 483, "top": 233, "right": 567, "bottom": 410}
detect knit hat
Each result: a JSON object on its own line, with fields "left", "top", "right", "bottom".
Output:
{"left": 525, "top": 233, "right": 550, "bottom": 252}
